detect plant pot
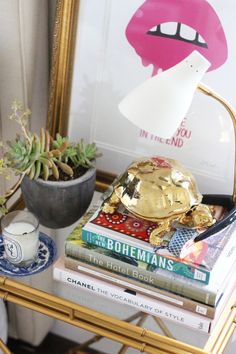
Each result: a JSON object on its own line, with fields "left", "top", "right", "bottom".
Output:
{"left": 21, "top": 167, "right": 96, "bottom": 229}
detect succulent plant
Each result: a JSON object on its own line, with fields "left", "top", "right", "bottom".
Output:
{"left": 0, "top": 100, "right": 101, "bottom": 215}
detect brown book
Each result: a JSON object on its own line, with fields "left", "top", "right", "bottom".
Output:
{"left": 65, "top": 256, "right": 216, "bottom": 319}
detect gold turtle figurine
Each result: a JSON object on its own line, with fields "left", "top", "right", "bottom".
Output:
{"left": 102, "top": 156, "right": 215, "bottom": 246}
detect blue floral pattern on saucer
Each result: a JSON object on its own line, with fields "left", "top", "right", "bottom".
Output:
{"left": 0, "top": 232, "right": 57, "bottom": 277}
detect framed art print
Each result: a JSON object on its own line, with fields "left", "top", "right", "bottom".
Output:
{"left": 68, "top": 0, "right": 236, "bottom": 195}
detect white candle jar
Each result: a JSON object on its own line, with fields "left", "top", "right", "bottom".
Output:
{"left": 1, "top": 210, "right": 39, "bottom": 267}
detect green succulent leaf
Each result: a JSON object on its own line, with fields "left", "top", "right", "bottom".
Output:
{"left": 1, "top": 101, "right": 101, "bottom": 187}
{"left": 52, "top": 133, "right": 68, "bottom": 150}
{"left": 34, "top": 160, "right": 42, "bottom": 180}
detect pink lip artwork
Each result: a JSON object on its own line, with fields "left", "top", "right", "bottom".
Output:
{"left": 126, "top": 0, "right": 228, "bottom": 76}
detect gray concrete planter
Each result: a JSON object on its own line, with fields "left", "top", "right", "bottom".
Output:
{"left": 21, "top": 167, "right": 96, "bottom": 229}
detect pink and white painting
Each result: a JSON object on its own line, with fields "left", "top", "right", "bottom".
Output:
{"left": 125, "top": 0, "right": 228, "bottom": 75}
{"left": 69, "top": 0, "right": 235, "bottom": 195}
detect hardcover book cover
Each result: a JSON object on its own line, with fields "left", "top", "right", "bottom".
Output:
{"left": 65, "top": 208, "right": 234, "bottom": 306}
{"left": 64, "top": 256, "right": 216, "bottom": 319}
{"left": 54, "top": 257, "right": 214, "bottom": 333}
{"left": 82, "top": 205, "right": 236, "bottom": 284}
{"left": 55, "top": 257, "right": 236, "bottom": 334}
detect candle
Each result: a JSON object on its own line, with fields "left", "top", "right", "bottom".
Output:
{"left": 5, "top": 222, "right": 35, "bottom": 234}
{"left": 1, "top": 211, "right": 39, "bottom": 267}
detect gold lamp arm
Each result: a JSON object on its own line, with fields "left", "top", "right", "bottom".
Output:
{"left": 197, "top": 83, "right": 236, "bottom": 203}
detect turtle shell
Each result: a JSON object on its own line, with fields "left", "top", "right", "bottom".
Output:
{"left": 114, "top": 156, "right": 202, "bottom": 221}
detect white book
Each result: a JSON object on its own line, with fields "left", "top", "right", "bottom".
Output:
{"left": 66, "top": 257, "right": 236, "bottom": 320}
{"left": 53, "top": 257, "right": 233, "bottom": 334}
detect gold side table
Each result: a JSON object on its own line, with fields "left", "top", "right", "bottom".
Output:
{"left": 0, "top": 275, "right": 235, "bottom": 354}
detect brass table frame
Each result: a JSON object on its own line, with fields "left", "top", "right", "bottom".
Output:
{"left": 1, "top": 0, "right": 235, "bottom": 353}
{"left": 0, "top": 275, "right": 235, "bottom": 354}
{"left": 0, "top": 339, "right": 11, "bottom": 354}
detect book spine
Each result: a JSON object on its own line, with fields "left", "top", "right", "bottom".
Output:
{"left": 65, "top": 241, "right": 216, "bottom": 305}
{"left": 82, "top": 230, "right": 210, "bottom": 284}
{"left": 53, "top": 264, "right": 212, "bottom": 333}
{"left": 65, "top": 256, "right": 215, "bottom": 319}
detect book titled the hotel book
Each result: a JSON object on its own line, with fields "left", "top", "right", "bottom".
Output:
{"left": 65, "top": 207, "right": 236, "bottom": 307}
{"left": 65, "top": 256, "right": 217, "bottom": 319}
{"left": 54, "top": 257, "right": 235, "bottom": 334}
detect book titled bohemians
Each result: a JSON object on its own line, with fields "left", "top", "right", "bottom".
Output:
{"left": 82, "top": 206, "right": 236, "bottom": 284}
{"left": 65, "top": 223, "right": 236, "bottom": 307}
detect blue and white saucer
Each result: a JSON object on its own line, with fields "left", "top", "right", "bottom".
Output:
{"left": 0, "top": 232, "right": 57, "bottom": 277}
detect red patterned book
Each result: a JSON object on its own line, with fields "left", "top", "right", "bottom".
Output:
{"left": 82, "top": 205, "right": 236, "bottom": 284}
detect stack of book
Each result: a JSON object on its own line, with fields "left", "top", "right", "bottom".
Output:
{"left": 53, "top": 203, "right": 236, "bottom": 334}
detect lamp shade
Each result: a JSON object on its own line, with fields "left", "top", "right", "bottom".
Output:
{"left": 119, "top": 50, "right": 210, "bottom": 138}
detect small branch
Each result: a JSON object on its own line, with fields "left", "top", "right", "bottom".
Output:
{"left": 4, "top": 174, "right": 25, "bottom": 201}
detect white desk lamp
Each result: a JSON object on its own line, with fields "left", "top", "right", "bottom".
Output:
{"left": 119, "top": 50, "right": 236, "bottom": 238}
{"left": 119, "top": 51, "right": 211, "bottom": 138}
